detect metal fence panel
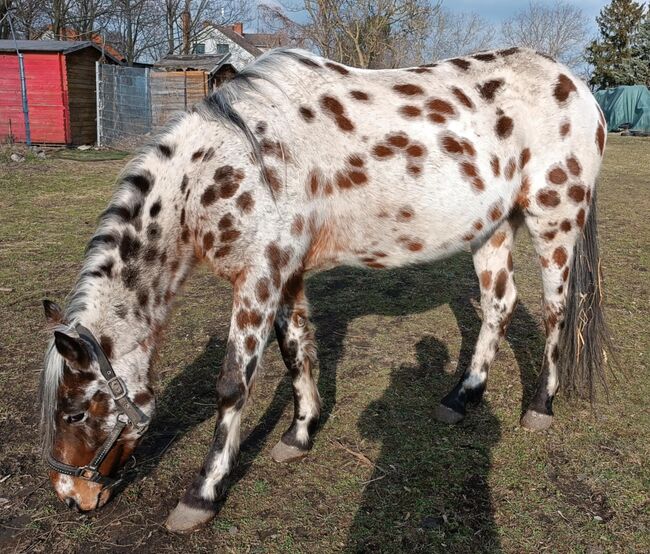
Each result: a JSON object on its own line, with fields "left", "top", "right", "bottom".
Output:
{"left": 96, "top": 63, "right": 151, "bottom": 148}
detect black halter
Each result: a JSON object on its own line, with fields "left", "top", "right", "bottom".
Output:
{"left": 47, "top": 324, "right": 150, "bottom": 488}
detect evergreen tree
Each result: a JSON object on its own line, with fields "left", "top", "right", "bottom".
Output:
{"left": 627, "top": 9, "right": 650, "bottom": 86}
{"left": 586, "top": 0, "right": 645, "bottom": 89}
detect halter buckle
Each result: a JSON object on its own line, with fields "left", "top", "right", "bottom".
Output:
{"left": 79, "top": 466, "right": 99, "bottom": 481}
{"left": 106, "top": 376, "right": 127, "bottom": 400}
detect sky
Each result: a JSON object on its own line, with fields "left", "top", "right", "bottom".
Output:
{"left": 443, "top": 0, "right": 611, "bottom": 26}
{"left": 258, "top": 0, "right": 614, "bottom": 33}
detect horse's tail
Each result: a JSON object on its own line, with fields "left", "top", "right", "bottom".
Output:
{"left": 556, "top": 190, "right": 614, "bottom": 401}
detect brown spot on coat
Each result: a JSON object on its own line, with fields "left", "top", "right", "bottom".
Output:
{"left": 452, "top": 87, "right": 474, "bottom": 109}
{"left": 237, "top": 310, "right": 263, "bottom": 328}
{"left": 480, "top": 270, "right": 492, "bottom": 289}
{"left": 201, "top": 186, "right": 217, "bottom": 206}
{"left": 388, "top": 133, "right": 409, "bottom": 148}
{"left": 537, "top": 188, "right": 561, "bottom": 207}
{"left": 442, "top": 136, "right": 463, "bottom": 155}
{"left": 560, "top": 121, "right": 571, "bottom": 137}
{"left": 566, "top": 156, "right": 581, "bottom": 176}
{"left": 548, "top": 166, "right": 568, "bottom": 185}
{"left": 449, "top": 58, "right": 471, "bottom": 70}
{"left": 373, "top": 144, "right": 394, "bottom": 158}
{"left": 236, "top": 192, "right": 254, "bottom": 213}
{"left": 496, "top": 115, "right": 514, "bottom": 139}
{"left": 494, "top": 269, "right": 508, "bottom": 299}
{"left": 560, "top": 220, "right": 572, "bottom": 232}
{"left": 489, "top": 201, "right": 504, "bottom": 221}
{"left": 553, "top": 246, "right": 568, "bottom": 267}
{"left": 291, "top": 215, "right": 304, "bottom": 236}
{"left": 520, "top": 148, "right": 531, "bottom": 169}
{"left": 320, "top": 95, "right": 354, "bottom": 131}
{"left": 393, "top": 84, "right": 424, "bottom": 96}
{"left": 596, "top": 124, "right": 606, "bottom": 155}
{"left": 505, "top": 158, "right": 517, "bottom": 180}
{"left": 568, "top": 185, "right": 586, "bottom": 203}
{"left": 577, "top": 209, "right": 586, "bottom": 228}
{"left": 406, "top": 144, "right": 424, "bottom": 157}
{"left": 326, "top": 61, "right": 349, "bottom": 75}
{"left": 491, "top": 231, "right": 506, "bottom": 248}
{"left": 350, "top": 90, "right": 370, "bottom": 101}
{"left": 300, "top": 106, "right": 315, "bottom": 121}
{"left": 554, "top": 74, "right": 577, "bottom": 104}
{"left": 478, "top": 79, "right": 504, "bottom": 102}
{"left": 491, "top": 156, "right": 500, "bottom": 177}
{"left": 245, "top": 335, "right": 258, "bottom": 354}
{"left": 473, "top": 52, "right": 496, "bottom": 62}
{"left": 256, "top": 278, "right": 271, "bottom": 302}
{"left": 203, "top": 232, "right": 214, "bottom": 252}
{"left": 399, "top": 105, "right": 422, "bottom": 118}
{"left": 427, "top": 98, "right": 455, "bottom": 115}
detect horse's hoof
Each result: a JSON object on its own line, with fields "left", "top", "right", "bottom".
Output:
{"left": 165, "top": 501, "right": 216, "bottom": 533}
{"left": 434, "top": 403, "right": 464, "bottom": 424}
{"left": 271, "top": 440, "right": 309, "bottom": 463}
{"left": 520, "top": 410, "right": 553, "bottom": 431}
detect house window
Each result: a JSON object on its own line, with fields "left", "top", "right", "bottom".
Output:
{"left": 193, "top": 43, "right": 205, "bottom": 54}
{"left": 216, "top": 43, "right": 229, "bottom": 55}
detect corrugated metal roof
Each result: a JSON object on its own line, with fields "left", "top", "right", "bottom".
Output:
{"left": 0, "top": 40, "right": 122, "bottom": 63}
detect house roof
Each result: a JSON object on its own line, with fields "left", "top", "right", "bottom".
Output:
{"left": 242, "top": 32, "right": 288, "bottom": 49}
{"left": 0, "top": 40, "right": 122, "bottom": 63}
{"left": 153, "top": 53, "right": 231, "bottom": 76}
{"left": 214, "top": 25, "right": 263, "bottom": 57}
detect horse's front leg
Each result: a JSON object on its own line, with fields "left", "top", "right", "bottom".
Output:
{"left": 271, "top": 272, "right": 321, "bottom": 463}
{"left": 165, "top": 272, "right": 279, "bottom": 533}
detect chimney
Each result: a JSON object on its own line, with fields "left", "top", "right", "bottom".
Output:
{"left": 232, "top": 22, "right": 243, "bottom": 35}
{"left": 182, "top": 10, "right": 191, "bottom": 54}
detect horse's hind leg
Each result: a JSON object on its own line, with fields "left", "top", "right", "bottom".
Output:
{"left": 271, "top": 273, "right": 321, "bottom": 462}
{"left": 520, "top": 207, "right": 583, "bottom": 430}
{"left": 435, "top": 215, "right": 522, "bottom": 424}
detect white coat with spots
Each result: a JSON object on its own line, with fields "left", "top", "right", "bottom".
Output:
{"left": 40, "top": 47, "right": 611, "bottom": 530}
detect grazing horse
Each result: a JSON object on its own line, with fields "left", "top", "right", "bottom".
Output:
{"left": 40, "top": 47, "right": 611, "bottom": 532}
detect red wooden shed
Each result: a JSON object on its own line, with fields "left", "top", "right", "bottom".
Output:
{"left": 0, "top": 40, "right": 121, "bottom": 145}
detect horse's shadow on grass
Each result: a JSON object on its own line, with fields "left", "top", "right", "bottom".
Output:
{"left": 122, "top": 252, "right": 545, "bottom": 549}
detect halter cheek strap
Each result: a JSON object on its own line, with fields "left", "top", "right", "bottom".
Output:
{"left": 46, "top": 325, "right": 150, "bottom": 488}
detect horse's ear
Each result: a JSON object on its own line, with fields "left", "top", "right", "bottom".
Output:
{"left": 54, "top": 331, "right": 91, "bottom": 370}
{"left": 43, "top": 300, "right": 64, "bottom": 326}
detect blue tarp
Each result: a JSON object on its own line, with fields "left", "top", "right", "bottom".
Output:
{"left": 594, "top": 85, "right": 650, "bottom": 132}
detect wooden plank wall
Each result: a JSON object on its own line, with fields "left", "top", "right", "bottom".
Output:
{"left": 151, "top": 71, "right": 208, "bottom": 129}
{"left": 66, "top": 48, "right": 101, "bottom": 145}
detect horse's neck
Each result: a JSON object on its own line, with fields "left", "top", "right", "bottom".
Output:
{"left": 70, "top": 118, "right": 211, "bottom": 364}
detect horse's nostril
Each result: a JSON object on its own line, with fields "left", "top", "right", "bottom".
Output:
{"left": 64, "top": 497, "right": 80, "bottom": 511}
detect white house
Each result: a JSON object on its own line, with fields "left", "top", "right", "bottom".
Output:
{"left": 193, "top": 23, "right": 287, "bottom": 71}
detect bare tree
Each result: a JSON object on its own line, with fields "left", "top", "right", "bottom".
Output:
{"left": 501, "top": 0, "right": 590, "bottom": 68}
{"left": 286, "top": 0, "right": 439, "bottom": 68}
{"left": 429, "top": 9, "right": 496, "bottom": 61}
{"left": 6, "top": 0, "right": 49, "bottom": 38}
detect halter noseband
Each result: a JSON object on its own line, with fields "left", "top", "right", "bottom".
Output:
{"left": 47, "top": 324, "right": 150, "bottom": 488}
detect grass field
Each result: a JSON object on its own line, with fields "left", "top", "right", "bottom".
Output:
{"left": 0, "top": 136, "right": 648, "bottom": 553}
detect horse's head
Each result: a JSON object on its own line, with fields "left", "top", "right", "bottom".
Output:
{"left": 41, "top": 300, "right": 154, "bottom": 511}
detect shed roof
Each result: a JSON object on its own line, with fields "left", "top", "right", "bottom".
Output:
{"left": 0, "top": 40, "right": 122, "bottom": 63}
{"left": 153, "top": 52, "right": 231, "bottom": 75}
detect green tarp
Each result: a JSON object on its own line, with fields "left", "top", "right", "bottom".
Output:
{"left": 594, "top": 85, "right": 650, "bottom": 132}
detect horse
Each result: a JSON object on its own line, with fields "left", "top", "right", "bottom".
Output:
{"left": 40, "top": 47, "right": 612, "bottom": 533}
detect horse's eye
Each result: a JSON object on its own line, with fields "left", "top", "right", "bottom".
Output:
{"left": 65, "top": 412, "right": 87, "bottom": 424}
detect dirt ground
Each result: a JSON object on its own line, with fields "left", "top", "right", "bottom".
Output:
{"left": 0, "top": 135, "right": 648, "bottom": 553}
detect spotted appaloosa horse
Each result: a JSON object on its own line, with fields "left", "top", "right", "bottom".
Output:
{"left": 40, "top": 47, "right": 611, "bottom": 532}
